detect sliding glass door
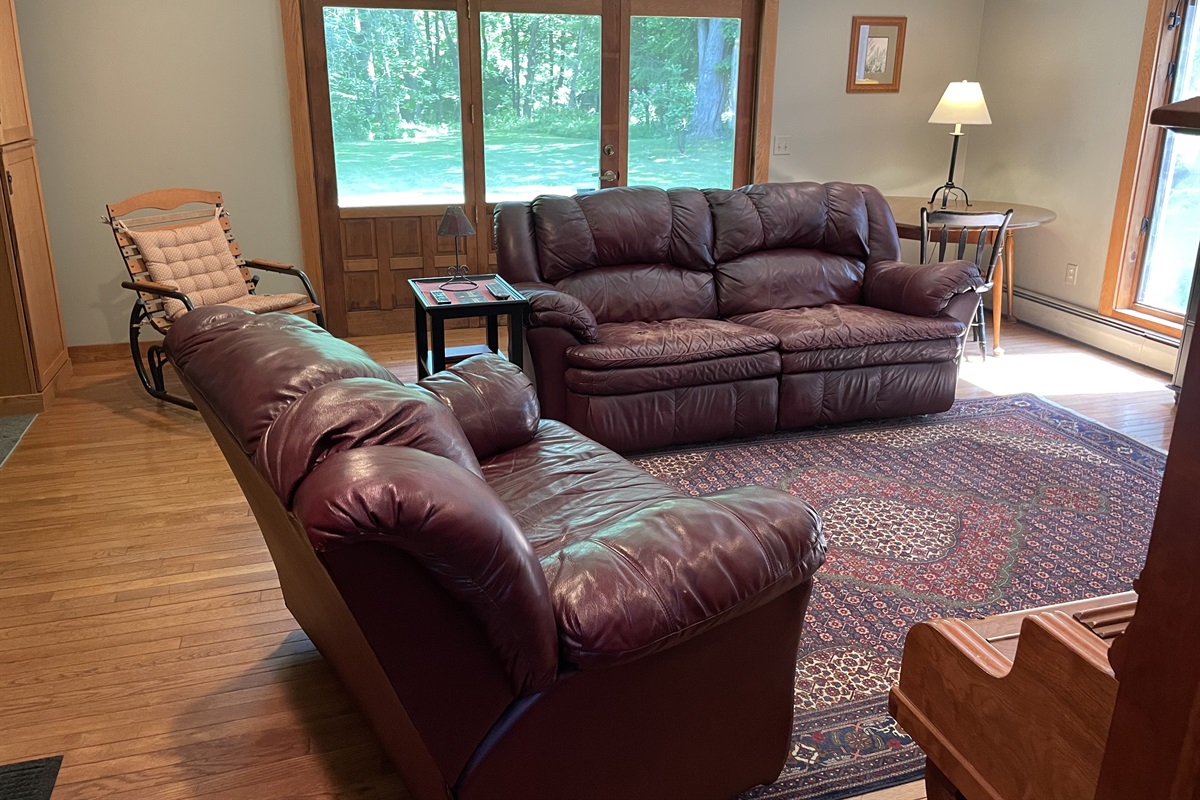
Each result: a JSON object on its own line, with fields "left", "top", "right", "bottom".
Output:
{"left": 323, "top": 6, "right": 467, "bottom": 207}
{"left": 302, "top": 0, "right": 761, "bottom": 334}
{"left": 478, "top": 10, "right": 603, "bottom": 201}
{"left": 626, "top": 13, "right": 742, "bottom": 189}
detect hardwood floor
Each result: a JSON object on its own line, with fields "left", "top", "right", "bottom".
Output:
{"left": 0, "top": 322, "right": 1176, "bottom": 799}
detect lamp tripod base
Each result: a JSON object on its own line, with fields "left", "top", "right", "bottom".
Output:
{"left": 438, "top": 275, "right": 479, "bottom": 291}
{"left": 438, "top": 241, "right": 479, "bottom": 291}
{"left": 929, "top": 183, "right": 971, "bottom": 209}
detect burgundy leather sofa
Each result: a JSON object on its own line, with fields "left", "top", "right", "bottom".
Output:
{"left": 495, "top": 181, "right": 984, "bottom": 452}
{"left": 163, "top": 306, "right": 827, "bottom": 800}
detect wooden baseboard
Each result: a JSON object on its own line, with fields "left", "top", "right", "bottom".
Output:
{"left": 0, "top": 357, "right": 73, "bottom": 415}
{"left": 68, "top": 341, "right": 157, "bottom": 363}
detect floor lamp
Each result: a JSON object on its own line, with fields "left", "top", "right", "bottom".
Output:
{"left": 928, "top": 80, "right": 992, "bottom": 208}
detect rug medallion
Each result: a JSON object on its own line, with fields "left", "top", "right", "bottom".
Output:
{"left": 631, "top": 394, "right": 1165, "bottom": 800}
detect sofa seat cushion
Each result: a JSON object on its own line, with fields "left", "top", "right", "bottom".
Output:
{"left": 565, "top": 351, "right": 781, "bottom": 395}
{"left": 481, "top": 420, "right": 825, "bottom": 669}
{"left": 482, "top": 421, "right": 681, "bottom": 556}
{"left": 565, "top": 319, "right": 779, "bottom": 371}
{"left": 731, "top": 304, "right": 964, "bottom": 373}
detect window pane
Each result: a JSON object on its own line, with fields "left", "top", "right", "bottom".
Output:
{"left": 1138, "top": 132, "right": 1200, "bottom": 314}
{"left": 627, "top": 16, "right": 740, "bottom": 190}
{"left": 480, "top": 13, "right": 601, "bottom": 202}
{"left": 323, "top": 8, "right": 465, "bottom": 207}
{"left": 1138, "top": 6, "right": 1200, "bottom": 315}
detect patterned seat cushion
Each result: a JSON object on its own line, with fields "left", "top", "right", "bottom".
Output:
{"left": 225, "top": 293, "right": 310, "bottom": 314}
{"left": 124, "top": 215, "right": 249, "bottom": 319}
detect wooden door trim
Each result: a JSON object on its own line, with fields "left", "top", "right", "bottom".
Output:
{"left": 477, "top": 0, "right": 602, "bottom": 12}
{"left": 462, "top": 1, "right": 489, "bottom": 272}
{"left": 299, "top": 0, "right": 350, "bottom": 336}
{"left": 751, "top": 0, "right": 778, "bottom": 183}
{"left": 280, "top": 0, "right": 325, "bottom": 306}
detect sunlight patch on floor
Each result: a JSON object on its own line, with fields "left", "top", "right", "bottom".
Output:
{"left": 959, "top": 352, "right": 1171, "bottom": 397}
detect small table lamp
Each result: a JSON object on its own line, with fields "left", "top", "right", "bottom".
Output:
{"left": 928, "top": 80, "right": 992, "bottom": 208}
{"left": 437, "top": 205, "right": 477, "bottom": 290}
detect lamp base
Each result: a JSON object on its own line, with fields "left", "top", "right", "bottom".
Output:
{"left": 929, "top": 183, "right": 972, "bottom": 209}
{"left": 439, "top": 258, "right": 478, "bottom": 291}
{"left": 439, "top": 273, "right": 479, "bottom": 292}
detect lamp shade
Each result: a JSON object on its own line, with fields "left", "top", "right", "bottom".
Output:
{"left": 928, "top": 81, "right": 992, "bottom": 126}
{"left": 437, "top": 206, "right": 476, "bottom": 237}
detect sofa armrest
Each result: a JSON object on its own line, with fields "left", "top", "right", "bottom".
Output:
{"left": 512, "top": 281, "right": 598, "bottom": 343}
{"left": 418, "top": 354, "right": 540, "bottom": 459}
{"left": 862, "top": 259, "right": 984, "bottom": 317}
{"left": 547, "top": 486, "right": 826, "bottom": 669}
{"left": 294, "top": 445, "right": 559, "bottom": 694}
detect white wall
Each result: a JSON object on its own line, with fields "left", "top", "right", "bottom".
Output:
{"left": 769, "top": 0, "right": 986, "bottom": 196}
{"left": 971, "top": 0, "right": 1150, "bottom": 309}
{"left": 16, "top": 0, "right": 301, "bottom": 346}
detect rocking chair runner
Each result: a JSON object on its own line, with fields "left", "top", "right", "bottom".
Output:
{"left": 105, "top": 188, "right": 324, "bottom": 409}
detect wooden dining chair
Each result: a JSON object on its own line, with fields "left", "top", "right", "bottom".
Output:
{"left": 920, "top": 207, "right": 1014, "bottom": 361}
{"left": 105, "top": 188, "right": 324, "bottom": 409}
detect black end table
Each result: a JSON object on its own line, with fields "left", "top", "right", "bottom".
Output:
{"left": 408, "top": 274, "right": 527, "bottom": 378}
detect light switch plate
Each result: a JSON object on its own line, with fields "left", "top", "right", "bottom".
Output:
{"left": 773, "top": 135, "right": 791, "bottom": 156}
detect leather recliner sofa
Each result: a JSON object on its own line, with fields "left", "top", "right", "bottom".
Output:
{"left": 163, "top": 306, "right": 827, "bottom": 800}
{"left": 495, "top": 181, "right": 984, "bottom": 452}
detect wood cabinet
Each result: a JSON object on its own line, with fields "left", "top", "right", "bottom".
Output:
{"left": 0, "top": 0, "right": 31, "bottom": 145}
{"left": 0, "top": 0, "right": 70, "bottom": 413}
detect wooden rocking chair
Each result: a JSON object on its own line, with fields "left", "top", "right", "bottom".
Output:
{"left": 105, "top": 188, "right": 324, "bottom": 409}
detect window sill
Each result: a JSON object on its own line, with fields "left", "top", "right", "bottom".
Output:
{"left": 1101, "top": 306, "right": 1184, "bottom": 340}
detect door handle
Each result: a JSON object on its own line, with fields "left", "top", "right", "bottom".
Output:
{"left": 599, "top": 170, "right": 618, "bottom": 182}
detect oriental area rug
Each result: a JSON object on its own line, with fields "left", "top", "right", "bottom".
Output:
{"left": 630, "top": 394, "right": 1166, "bottom": 800}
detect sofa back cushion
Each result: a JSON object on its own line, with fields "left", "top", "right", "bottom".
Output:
{"left": 255, "top": 378, "right": 484, "bottom": 508}
{"left": 418, "top": 355, "right": 540, "bottom": 459}
{"left": 163, "top": 306, "right": 403, "bottom": 456}
{"left": 708, "top": 182, "right": 896, "bottom": 316}
{"left": 524, "top": 187, "right": 718, "bottom": 322}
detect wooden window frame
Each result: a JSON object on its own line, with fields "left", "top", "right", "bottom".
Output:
{"left": 1101, "top": 0, "right": 1192, "bottom": 339}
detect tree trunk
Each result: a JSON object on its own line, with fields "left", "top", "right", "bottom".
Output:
{"left": 524, "top": 16, "right": 542, "bottom": 119}
{"left": 568, "top": 22, "right": 584, "bottom": 108}
{"left": 509, "top": 14, "right": 521, "bottom": 117}
{"left": 692, "top": 18, "right": 727, "bottom": 140}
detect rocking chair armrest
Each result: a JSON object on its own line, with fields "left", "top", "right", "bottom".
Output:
{"left": 244, "top": 259, "right": 320, "bottom": 306}
{"left": 244, "top": 258, "right": 297, "bottom": 272}
{"left": 121, "top": 280, "right": 194, "bottom": 311}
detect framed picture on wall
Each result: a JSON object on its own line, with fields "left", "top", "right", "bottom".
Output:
{"left": 847, "top": 16, "right": 906, "bottom": 93}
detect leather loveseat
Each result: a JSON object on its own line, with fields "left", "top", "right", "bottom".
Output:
{"left": 163, "top": 306, "right": 827, "bottom": 800}
{"left": 495, "top": 181, "right": 984, "bottom": 452}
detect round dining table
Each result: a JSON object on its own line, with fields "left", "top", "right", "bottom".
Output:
{"left": 884, "top": 196, "right": 1057, "bottom": 355}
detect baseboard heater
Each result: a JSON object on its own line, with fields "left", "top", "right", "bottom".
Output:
{"left": 1009, "top": 288, "right": 1180, "bottom": 349}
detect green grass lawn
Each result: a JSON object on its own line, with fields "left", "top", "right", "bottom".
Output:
{"left": 333, "top": 131, "right": 736, "bottom": 207}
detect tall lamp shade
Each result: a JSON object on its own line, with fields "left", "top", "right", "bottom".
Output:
{"left": 928, "top": 80, "right": 992, "bottom": 208}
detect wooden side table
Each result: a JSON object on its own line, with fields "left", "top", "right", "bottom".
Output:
{"left": 885, "top": 196, "right": 1056, "bottom": 355}
{"left": 408, "top": 275, "right": 527, "bottom": 379}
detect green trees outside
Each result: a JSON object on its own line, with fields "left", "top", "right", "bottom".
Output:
{"left": 322, "top": 7, "right": 741, "bottom": 206}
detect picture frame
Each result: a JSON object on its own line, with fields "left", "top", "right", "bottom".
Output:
{"left": 846, "top": 16, "right": 906, "bottom": 93}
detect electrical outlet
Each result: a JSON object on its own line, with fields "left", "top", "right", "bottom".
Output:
{"left": 773, "top": 135, "right": 791, "bottom": 156}
{"left": 1065, "top": 263, "right": 1079, "bottom": 285}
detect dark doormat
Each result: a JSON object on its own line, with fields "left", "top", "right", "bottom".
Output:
{"left": 0, "top": 756, "right": 62, "bottom": 800}
{"left": 0, "top": 413, "right": 35, "bottom": 468}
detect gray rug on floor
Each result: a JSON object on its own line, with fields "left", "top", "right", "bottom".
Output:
{"left": 0, "top": 414, "right": 35, "bottom": 468}
{"left": 0, "top": 756, "right": 62, "bottom": 800}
